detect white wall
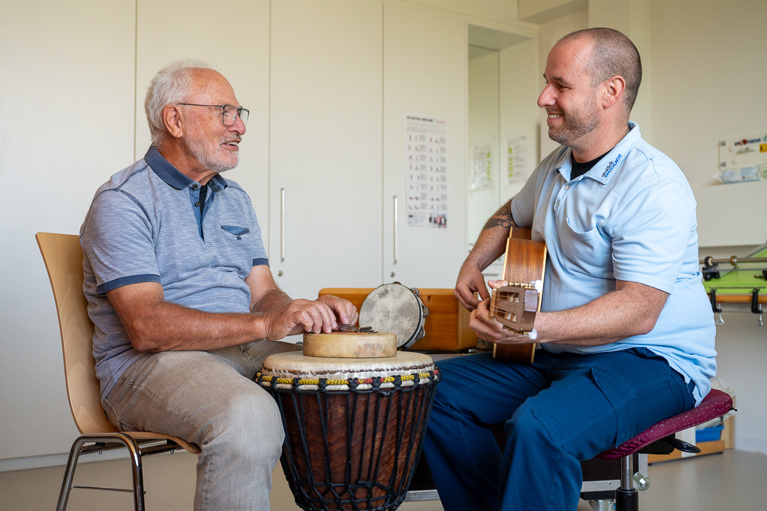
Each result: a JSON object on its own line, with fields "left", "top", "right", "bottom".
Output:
{"left": 648, "top": 0, "right": 767, "bottom": 454}
{"left": 0, "top": 0, "right": 136, "bottom": 463}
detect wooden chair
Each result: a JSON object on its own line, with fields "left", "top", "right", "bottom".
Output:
{"left": 36, "top": 232, "right": 200, "bottom": 511}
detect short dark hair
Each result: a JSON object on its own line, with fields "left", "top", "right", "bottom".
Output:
{"left": 560, "top": 28, "right": 642, "bottom": 111}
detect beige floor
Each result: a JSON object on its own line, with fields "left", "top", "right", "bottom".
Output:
{"left": 1, "top": 449, "right": 765, "bottom": 510}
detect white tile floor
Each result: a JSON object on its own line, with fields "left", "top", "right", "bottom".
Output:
{"left": 1, "top": 449, "right": 765, "bottom": 510}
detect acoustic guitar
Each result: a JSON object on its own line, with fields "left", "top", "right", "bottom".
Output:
{"left": 489, "top": 227, "right": 547, "bottom": 363}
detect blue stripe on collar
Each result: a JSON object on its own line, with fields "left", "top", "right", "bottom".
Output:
{"left": 144, "top": 146, "right": 229, "bottom": 191}
{"left": 145, "top": 146, "right": 194, "bottom": 189}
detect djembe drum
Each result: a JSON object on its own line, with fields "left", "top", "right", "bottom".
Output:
{"left": 257, "top": 331, "right": 439, "bottom": 511}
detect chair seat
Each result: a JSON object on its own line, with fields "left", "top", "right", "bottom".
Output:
{"left": 598, "top": 389, "right": 733, "bottom": 460}
{"left": 125, "top": 431, "right": 201, "bottom": 454}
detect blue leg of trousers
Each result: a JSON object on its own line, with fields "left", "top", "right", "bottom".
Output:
{"left": 423, "top": 353, "right": 551, "bottom": 510}
{"left": 423, "top": 349, "right": 695, "bottom": 511}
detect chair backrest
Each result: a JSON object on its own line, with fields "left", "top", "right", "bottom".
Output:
{"left": 36, "top": 232, "right": 119, "bottom": 434}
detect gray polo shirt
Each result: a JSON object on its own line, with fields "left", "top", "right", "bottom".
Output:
{"left": 80, "top": 147, "right": 268, "bottom": 399}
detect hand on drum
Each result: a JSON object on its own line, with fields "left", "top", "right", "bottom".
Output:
{"left": 470, "top": 280, "right": 535, "bottom": 346}
{"left": 317, "top": 294, "right": 359, "bottom": 327}
{"left": 454, "top": 262, "right": 491, "bottom": 311}
{"left": 263, "top": 296, "right": 358, "bottom": 340}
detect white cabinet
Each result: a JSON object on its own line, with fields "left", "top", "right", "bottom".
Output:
{"left": 383, "top": 2, "right": 468, "bottom": 288}
{"left": 135, "top": 0, "right": 271, "bottom": 224}
{"left": 271, "top": 1, "right": 471, "bottom": 298}
{"left": 269, "top": 0, "right": 384, "bottom": 300}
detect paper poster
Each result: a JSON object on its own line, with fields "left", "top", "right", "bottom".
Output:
{"left": 406, "top": 115, "right": 448, "bottom": 229}
{"left": 505, "top": 135, "right": 529, "bottom": 184}
{"left": 471, "top": 142, "right": 495, "bottom": 190}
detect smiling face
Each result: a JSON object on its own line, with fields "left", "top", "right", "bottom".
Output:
{"left": 537, "top": 37, "right": 603, "bottom": 156}
{"left": 178, "top": 69, "right": 246, "bottom": 177}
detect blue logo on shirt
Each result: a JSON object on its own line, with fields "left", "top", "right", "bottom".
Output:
{"left": 221, "top": 225, "right": 250, "bottom": 240}
{"left": 602, "top": 153, "right": 623, "bottom": 178}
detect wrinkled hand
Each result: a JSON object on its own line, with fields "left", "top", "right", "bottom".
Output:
{"left": 454, "top": 262, "right": 491, "bottom": 311}
{"left": 317, "top": 294, "right": 359, "bottom": 326}
{"left": 262, "top": 299, "right": 341, "bottom": 340}
{"left": 261, "top": 296, "right": 359, "bottom": 341}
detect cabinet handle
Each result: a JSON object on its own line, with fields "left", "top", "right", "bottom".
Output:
{"left": 280, "top": 187, "right": 286, "bottom": 263}
{"left": 393, "top": 195, "right": 398, "bottom": 265}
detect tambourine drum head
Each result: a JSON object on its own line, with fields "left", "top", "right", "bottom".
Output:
{"left": 359, "top": 284, "right": 423, "bottom": 349}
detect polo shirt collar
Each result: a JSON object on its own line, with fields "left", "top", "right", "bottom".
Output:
{"left": 554, "top": 121, "right": 641, "bottom": 184}
{"left": 144, "top": 146, "right": 228, "bottom": 191}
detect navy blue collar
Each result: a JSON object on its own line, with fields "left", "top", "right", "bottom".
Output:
{"left": 145, "top": 146, "right": 228, "bottom": 191}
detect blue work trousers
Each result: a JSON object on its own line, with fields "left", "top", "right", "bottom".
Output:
{"left": 422, "top": 348, "right": 695, "bottom": 511}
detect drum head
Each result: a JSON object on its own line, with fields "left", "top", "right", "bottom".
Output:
{"left": 359, "top": 283, "right": 426, "bottom": 349}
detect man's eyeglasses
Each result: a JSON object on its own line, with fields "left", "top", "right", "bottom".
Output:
{"left": 175, "top": 103, "right": 249, "bottom": 127}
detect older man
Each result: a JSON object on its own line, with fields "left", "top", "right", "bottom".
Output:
{"left": 423, "top": 28, "right": 716, "bottom": 510}
{"left": 80, "top": 62, "right": 357, "bottom": 510}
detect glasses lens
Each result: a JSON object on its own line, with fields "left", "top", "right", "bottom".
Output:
{"left": 223, "top": 105, "right": 248, "bottom": 126}
{"left": 239, "top": 108, "right": 249, "bottom": 126}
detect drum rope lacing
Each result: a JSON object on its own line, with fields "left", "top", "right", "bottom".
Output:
{"left": 257, "top": 366, "right": 441, "bottom": 510}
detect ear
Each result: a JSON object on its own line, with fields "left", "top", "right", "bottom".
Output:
{"left": 162, "top": 105, "right": 184, "bottom": 139}
{"left": 601, "top": 75, "right": 626, "bottom": 109}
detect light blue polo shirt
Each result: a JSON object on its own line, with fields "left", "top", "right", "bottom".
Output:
{"left": 80, "top": 147, "right": 268, "bottom": 399}
{"left": 511, "top": 123, "right": 716, "bottom": 405}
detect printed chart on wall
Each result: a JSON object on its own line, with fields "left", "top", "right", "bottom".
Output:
{"left": 505, "top": 135, "right": 529, "bottom": 184}
{"left": 471, "top": 142, "right": 495, "bottom": 190}
{"left": 406, "top": 115, "right": 449, "bottom": 229}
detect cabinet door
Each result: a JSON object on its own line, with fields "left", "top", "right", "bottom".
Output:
{"left": 270, "top": 0, "right": 383, "bottom": 301}
{"left": 383, "top": 2, "right": 467, "bottom": 288}
{"left": 135, "top": 0, "right": 271, "bottom": 229}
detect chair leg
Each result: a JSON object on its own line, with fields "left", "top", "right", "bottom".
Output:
{"left": 56, "top": 437, "right": 88, "bottom": 511}
{"left": 615, "top": 454, "right": 638, "bottom": 511}
{"left": 120, "top": 433, "right": 147, "bottom": 511}
{"left": 56, "top": 434, "right": 147, "bottom": 511}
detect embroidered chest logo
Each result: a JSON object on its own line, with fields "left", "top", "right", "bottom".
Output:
{"left": 602, "top": 153, "right": 623, "bottom": 178}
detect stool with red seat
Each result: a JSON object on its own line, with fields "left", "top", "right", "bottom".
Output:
{"left": 593, "top": 389, "right": 734, "bottom": 511}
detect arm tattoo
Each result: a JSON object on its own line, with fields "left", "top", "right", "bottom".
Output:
{"left": 483, "top": 216, "right": 512, "bottom": 230}
{"left": 482, "top": 208, "right": 514, "bottom": 231}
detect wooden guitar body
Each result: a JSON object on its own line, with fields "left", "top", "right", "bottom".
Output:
{"left": 490, "top": 227, "right": 547, "bottom": 363}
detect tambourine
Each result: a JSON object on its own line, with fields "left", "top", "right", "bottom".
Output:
{"left": 359, "top": 282, "right": 429, "bottom": 349}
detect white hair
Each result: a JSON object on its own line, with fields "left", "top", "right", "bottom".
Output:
{"left": 144, "top": 60, "right": 210, "bottom": 146}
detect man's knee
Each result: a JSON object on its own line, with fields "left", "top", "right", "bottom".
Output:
{"left": 505, "top": 406, "right": 552, "bottom": 447}
{"left": 203, "top": 387, "right": 284, "bottom": 461}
